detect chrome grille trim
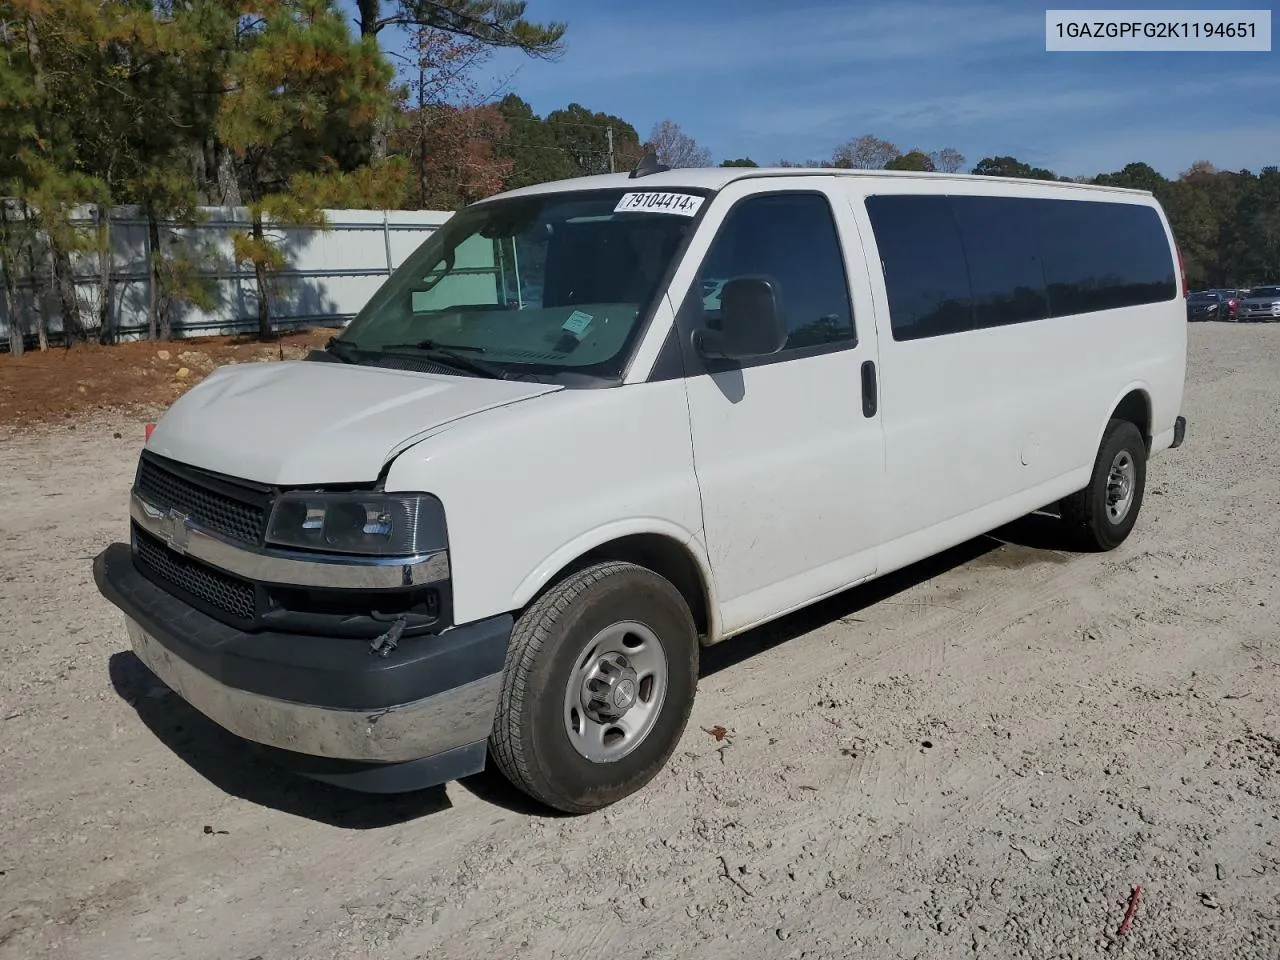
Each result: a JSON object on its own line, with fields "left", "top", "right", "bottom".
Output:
{"left": 131, "top": 492, "right": 450, "bottom": 590}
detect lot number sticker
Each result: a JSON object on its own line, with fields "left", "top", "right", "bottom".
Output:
{"left": 614, "top": 192, "right": 704, "bottom": 216}
{"left": 561, "top": 310, "right": 594, "bottom": 338}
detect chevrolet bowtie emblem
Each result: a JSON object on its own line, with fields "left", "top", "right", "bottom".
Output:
{"left": 161, "top": 507, "right": 192, "bottom": 554}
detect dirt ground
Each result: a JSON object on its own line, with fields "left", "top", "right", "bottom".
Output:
{"left": 0, "top": 327, "right": 333, "bottom": 427}
{"left": 1, "top": 325, "right": 1277, "bottom": 960}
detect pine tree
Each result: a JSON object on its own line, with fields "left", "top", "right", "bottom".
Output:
{"left": 353, "top": 0, "right": 565, "bottom": 159}
{"left": 218, "top": 0, "right": 395, "bottom": 338}
{"left": 0, "top": 0, "right": 109, "bottom": 343}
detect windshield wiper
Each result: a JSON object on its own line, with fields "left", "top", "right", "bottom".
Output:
{"left": 379, "top": 339, "right": 509, "bottom": 379}
{"left": 382, "top": 339, "right": 488, "bottom": 354}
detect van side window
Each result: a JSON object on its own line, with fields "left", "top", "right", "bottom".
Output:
{"left": 698, "top": 193, "right": 855, "bottom": 350}
{"left": 1032, "top": 200, "right": 1176, "bottom": 315}
{"left": 863, "top": 195, "right": 973, "bottom": 340}
{"left": 865, "top": 194, "right": 1177, "bottom": 342}
{"left": 948, "top": 195, "right": 1048, "bottom": 327}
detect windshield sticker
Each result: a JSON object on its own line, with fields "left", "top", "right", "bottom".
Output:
{"left": 614, "top": 192, "right": 704, "bottom": 217}
{"left": 561, "top": 310, "right": 594, "bottom": 338}
{"left": 410, "top": 290, "right": 435, "bottom": 313}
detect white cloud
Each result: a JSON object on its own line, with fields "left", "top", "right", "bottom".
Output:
{"left": 857, "top": 70, "right": 1279, "bottom": 128}
{"left": 704, "top": 68, "right": 1279, "bottom": 166}
{"left": 502, "top": 1, "right": 1042, "bottom": 89}
{"left": 1047, "top": 123, "right": 1280, "bottom": 178}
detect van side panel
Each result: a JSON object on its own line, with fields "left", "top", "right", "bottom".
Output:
{"left": 661, "top": 177, "right": 887, "bottom": 638}
{"left": 846, "top": 180, "right": 1185, "bottom": 565}
{"left": 1146, "top": 202, "right": 1189, "bottom": 455}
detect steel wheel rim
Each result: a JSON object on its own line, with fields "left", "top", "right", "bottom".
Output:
{"left": 1105, "top": 450, "right": 1136, "bottom": 523}
{"left": 562, "top": 620, "right": 668, "bottom": 763}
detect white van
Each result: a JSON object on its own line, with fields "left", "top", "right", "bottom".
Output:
{"left": 94, "top": 159, "right": 1188, "bottom": 813}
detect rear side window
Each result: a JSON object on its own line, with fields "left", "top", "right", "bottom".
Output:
{"left": 865, "top": 194, "right": 1176, "bottom": 341}
{"left": 1034, "top": 200, "right": 1176, "bottom": 315}
{"left": 698, "top": 192, "right": 856, "bottom": 350}
{"left": 863, "top": 195, "right": 971, "bottom": 340}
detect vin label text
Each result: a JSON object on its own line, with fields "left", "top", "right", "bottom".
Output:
{"left": 1046, "top": 9, "right": 1271, "bottom": 50}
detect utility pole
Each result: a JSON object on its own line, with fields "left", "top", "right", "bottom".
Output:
{"left": 417, "top": 56, "right": 427, "bottom": 209}
{"left": 606, "top": 126, "right": 615, "bottom": 174}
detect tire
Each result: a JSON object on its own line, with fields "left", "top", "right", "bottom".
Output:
{"left": 489, "top": 560, "right": 699, "bottom": 814}
{"left": 1059, "top": 418, "right": 1147, "bottom": 551}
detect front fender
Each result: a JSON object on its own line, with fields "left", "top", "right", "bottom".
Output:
{"left": 511, "top": 518, "right": 720, "bottom": 639}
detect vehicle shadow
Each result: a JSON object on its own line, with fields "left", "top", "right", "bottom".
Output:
{"left": 699, "top": 512, "right": 1073, "bottom": 677}
{"left": 456, "top": 766, "right": 576, "bottom": 818}
{"left": 108, "top": 651, "right": 453, "bottom": 828}
{"left": 107, "top": 511, "right": 1077, "bottom": 824}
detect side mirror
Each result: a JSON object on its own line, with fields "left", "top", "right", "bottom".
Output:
{"left": 694, "top": 276, "right": 788, "bottom": 360}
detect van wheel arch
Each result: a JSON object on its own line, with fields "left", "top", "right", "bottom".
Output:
{"left": 523, "top": 533, "right": 714, "bottom": 643}
{"left": 1109, "top": 388, "right": 1152, "bottom": 451}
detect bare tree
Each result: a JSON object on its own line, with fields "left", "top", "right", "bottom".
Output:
{"left": 930, "top": 147, "right": 966, "bottom": 173}
{"left": 647, "top": 119, "right": 712, "bottom": 169}
{"left": 831, "top": 134, "right": 900, "bottom": 170}
{"left": 1181, "top": 160, "right": 1218, "bottom": 181}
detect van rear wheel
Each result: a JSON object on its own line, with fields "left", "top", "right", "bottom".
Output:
{"left": 1060, "top": 418, "right": 1147, "bottom": 551}
{"left": 489, "top": 561, "right": 698, "bottom": 814}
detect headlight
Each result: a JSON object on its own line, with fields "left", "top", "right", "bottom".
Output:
{"left": 266, "top": 492, "right": 447, "bottom": 557}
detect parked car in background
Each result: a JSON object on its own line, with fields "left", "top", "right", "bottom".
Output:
{"left": 1187, "top": 291, "right": 1231, "bottom": 321}
{"left": 1238, "top": 285, "right": 1280, "bottom": 322}
{"left": 1208, "top": 288, "right": 1243, "bottom": 319}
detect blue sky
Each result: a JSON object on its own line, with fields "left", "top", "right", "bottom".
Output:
{"left": 372, "top": 0, "right": 1278, "bottom": 178}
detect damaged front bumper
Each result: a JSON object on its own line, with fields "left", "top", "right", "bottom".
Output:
{"left": 93, "top": 543, "right": 512, "bottom": 792}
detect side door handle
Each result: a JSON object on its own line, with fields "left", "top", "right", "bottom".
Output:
{"left": 861, "top": 360, "right": 878, "bottom": 418}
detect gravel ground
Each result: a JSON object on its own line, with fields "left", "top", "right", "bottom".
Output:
{"left": 1, "top": 324, "right": 1277, "bottom": 960}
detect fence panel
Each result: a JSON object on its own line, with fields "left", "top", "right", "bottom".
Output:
{"left": 0, "top": 204, "right": 452, "bottom": 346}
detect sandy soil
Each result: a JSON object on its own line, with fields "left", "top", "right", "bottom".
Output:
{"left": 1, "top": 325, "right": 1277, "bottom": 960}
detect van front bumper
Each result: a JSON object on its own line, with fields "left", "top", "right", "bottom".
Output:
{"left": 93, "top": 543, "right": 512, "bottom": 792}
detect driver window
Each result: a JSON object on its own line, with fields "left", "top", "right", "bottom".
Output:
{"left": 697, "top": 192, "right": 856, "bottom": 350}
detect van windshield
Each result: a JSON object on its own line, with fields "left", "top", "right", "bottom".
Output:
{"left": 334, "top": 189, "right": 706, "bottom": 384}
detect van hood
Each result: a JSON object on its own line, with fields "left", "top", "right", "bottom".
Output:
{"left": 146, "top": 360, "right": 561, "bottom": 485}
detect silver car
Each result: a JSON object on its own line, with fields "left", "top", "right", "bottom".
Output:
{"left": 1238, "top": 285, "right": 1280, "bottom": 322}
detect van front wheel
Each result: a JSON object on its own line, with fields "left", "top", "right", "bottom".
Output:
{"left": 1060, "top": 418, "right": 1147, "bottom": 551}
{"left": 489, "top": 561, "right": 699, "bottom": 814}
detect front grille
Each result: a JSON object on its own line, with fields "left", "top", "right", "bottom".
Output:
{"left": 135, "top": 528, "right": 256, "bottom": 622}
{"left": 136, "top": 457, "right": 267, "bottom": 545}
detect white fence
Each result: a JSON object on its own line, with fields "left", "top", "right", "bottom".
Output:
{"left": 0, "top": 204, "right": 454, "bottom": 345}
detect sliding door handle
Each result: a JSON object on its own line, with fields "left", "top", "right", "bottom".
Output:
{"left": 861, "top": 360, "right": 878, "bottom": 418}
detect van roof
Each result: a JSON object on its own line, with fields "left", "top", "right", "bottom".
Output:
{"left": 484, "top": 166, "right": 1153, "bottom": 203}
